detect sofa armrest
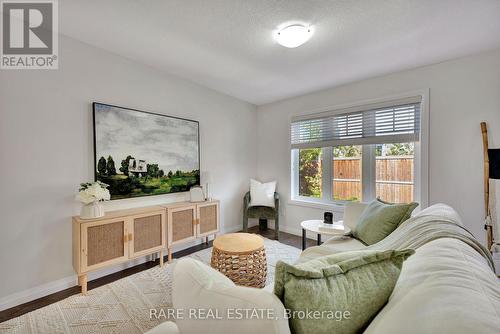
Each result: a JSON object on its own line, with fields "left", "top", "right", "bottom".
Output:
{"left": 145, "top": 321, "right": 179, "bottom": 334}
{"left": 343, "top": 202, "right": 368, "bottom": 230}
{"left": 173, "top": 258, "right": 290, "bottom": 334}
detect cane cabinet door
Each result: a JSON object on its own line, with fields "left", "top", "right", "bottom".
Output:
{"left": 81, "top": 218, "right": 128, "bottom": 272}
{"left": 197, "top": 201, "right": 219, "bottom": 237}
{"left": 168, "top": 205, "right": 197, "bottom": 246}
{"left": 129, "top": 210, "right": 166, "bottom": 258}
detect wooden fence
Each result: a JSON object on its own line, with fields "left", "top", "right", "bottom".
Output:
{"left": 333, "top": 156, "right": 414, "bottom": 203}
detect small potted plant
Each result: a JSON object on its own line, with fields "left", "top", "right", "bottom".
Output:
{"left": 76, "top": 181, "right": 111, "bottom": 219}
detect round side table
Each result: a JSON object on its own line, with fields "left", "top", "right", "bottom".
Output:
{"left": 211, "top": 233, "right": 267, "bottom": 288}
{"left": 300, "top": 220, "right": 351, "bottom": 250}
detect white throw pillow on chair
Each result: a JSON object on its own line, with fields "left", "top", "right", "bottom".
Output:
{"left": 250, "top": 179, "right": 276, "bottom": 208}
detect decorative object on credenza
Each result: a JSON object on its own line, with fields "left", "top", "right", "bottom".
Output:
{"left": 93, "top": 103, "right": 200, "bottom": 200}
{"left": 201, "top": 171, "right": 213, "bottom": 200}
{"left": 189, "top": 186, "right": 205, "bottom": 202}
{"left": 324, "top": 211, "right": 333, "bottom": 224}
{"left": 75, "top": 181, "right": 110, "bottom": 219}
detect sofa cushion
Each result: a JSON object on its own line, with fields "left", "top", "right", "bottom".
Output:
{"left": 342, "top": 202, "right": 368, "bottom": 230}
{"left": 353, "top": 199, "right": 418, "bottom": 245}
{"left": 172, "top": 258, "right": 290, "bottom": 334}
{"left": 297, "top": 237, "right": 366, "bottom": 264}
{"left": 274, "top": 249, "right": 414, "bottom": 334}
{"left": 365, "top": 238, "right": 500, "bottom": 334}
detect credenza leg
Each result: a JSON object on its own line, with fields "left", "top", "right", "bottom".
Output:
{"left": 205, "top": 236, "right": 209, "bottom": 245}
{"left": 168, "top": 247, "right": 172, "bottom": 263}
{"left": 159, "top": 249, "right": 164, "bottom": 267}
{"left": 79, "top": 274, "right": 87, "bottom": 295}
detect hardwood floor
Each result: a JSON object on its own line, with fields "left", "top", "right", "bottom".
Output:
{"left": 0, "top": 227, "right": 313, "bottom": 323}
{"left": 247, "top": 225, "right": 318, "bottom": 248}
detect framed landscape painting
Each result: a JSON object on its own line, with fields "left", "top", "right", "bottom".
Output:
{"left": 93, "top": 103, "right": 200, "bottom": 199}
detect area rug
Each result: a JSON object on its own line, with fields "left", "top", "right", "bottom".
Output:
{"left": 0, "top": 238, "right": 301, "bottom": 334}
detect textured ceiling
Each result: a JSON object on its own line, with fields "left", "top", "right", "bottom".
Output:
{"left": 60, "top": 0, "right": 500, "bottom": 105}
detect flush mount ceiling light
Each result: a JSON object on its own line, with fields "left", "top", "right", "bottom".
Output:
{"left": 275, "top": 24, "right": 313, "bottom": 48}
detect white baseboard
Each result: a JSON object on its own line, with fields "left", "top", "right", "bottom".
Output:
{"left": 247, "top": 218, "right": 278, "bottom": 231}
{"left": 279, "top": 224, "right": 322, "bottom": 241}
{"left": 220, "top": 225, "right": 242, "bottom": 234}
{"left": 279, "top": 224, "right": 302, "bottom": 236}
{"left": 0, "top": 224, "right": 241, "bottom": 312}
{"left": 0, "top": 275, "right": 77, "bottom": 312}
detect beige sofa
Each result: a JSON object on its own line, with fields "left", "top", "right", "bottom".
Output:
{"left": 148, "top": 203, "right": 500, "bottom": 334}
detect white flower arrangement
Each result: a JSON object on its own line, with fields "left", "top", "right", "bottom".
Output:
{"left": 76, "top": 181, "right": 111, "bottom": 204}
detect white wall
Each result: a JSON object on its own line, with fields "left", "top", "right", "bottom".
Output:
{"left": 2, "top": 36, "right": 499, "bottom": 310}
{"left": 257, "top": 48, "right": 500, "bottom": 245}
{"left": 0, "top": 36, "right": 257, "bottom": 308}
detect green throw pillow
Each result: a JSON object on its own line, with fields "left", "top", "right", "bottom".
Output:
{"left": 274, "top": 249, "right": 414, "bottom": 334}
{"left": 353, "top": 199, "right": 418, "bottom": 245}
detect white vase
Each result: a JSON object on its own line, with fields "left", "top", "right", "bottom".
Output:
{"left": 80, "top": 201, "right": 105, "bottom": 219}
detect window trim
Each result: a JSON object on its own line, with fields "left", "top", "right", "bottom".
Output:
{"left": 290, "top": 90, "right": 429, "bottom": 210}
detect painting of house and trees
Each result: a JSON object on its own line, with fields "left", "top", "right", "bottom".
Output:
{"left": 93, "top": 103, "right": 200, "bottom": 199}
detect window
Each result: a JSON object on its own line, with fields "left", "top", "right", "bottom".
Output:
{"left": 376, "top": 143, "right": 414, "bottom": 203}
{"left": 298, "top": 148, "right": 322, "bottom": 198}
{"left": 333, "top": 145, "right": 362, "bottom": 201}
{"left": 291, "top": 95, "right": 425, "bottom": 206}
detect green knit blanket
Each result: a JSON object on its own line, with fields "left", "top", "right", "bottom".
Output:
{"left": 366, "top": 205, "right": 495, "bottom": 271}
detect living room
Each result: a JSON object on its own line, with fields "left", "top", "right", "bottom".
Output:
{"left": 0, "top": 1, "right": 499, "bottom": 333}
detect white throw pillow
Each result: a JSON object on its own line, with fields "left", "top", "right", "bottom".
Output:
{"left": 250, "top": 179, "right": 276, "bottom": 208}
{"left": 172, "top": 258, "right": 290, "bottom": 334}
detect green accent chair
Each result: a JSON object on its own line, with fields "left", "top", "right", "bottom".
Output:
{"left": 243, "top": 191, "right": 280, "bottom": 240}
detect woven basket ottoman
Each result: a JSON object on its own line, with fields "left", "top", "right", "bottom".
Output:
{"left": 210, "top": 233, "right": 267, "bottom": 288}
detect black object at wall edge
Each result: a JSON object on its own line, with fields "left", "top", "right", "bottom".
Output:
{"left": 489, "top": 149, "right": 500, "bottom": 179}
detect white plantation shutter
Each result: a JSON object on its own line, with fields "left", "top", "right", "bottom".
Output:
{"left": 291, "top": 96, "right": 421, "bottom": 149}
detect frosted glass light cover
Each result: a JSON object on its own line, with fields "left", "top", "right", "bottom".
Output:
{"left": 275, "top": 25, "right": 313, "bottom": 48}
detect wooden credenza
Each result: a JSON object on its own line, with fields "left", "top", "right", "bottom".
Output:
{"left": 72, "top": 200, "right": 219, "bottom": 294}
{"left": 163, "top": 200, "right": 220, "bottom": 258}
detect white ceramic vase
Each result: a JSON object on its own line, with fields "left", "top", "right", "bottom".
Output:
{"left": 80, "top": 201, "right": 104, "bottom": 219}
